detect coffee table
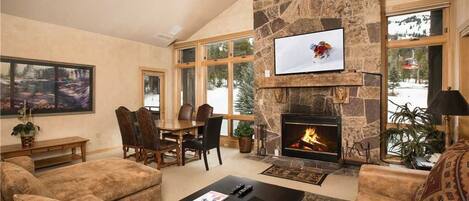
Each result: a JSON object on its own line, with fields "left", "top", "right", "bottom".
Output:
{"left": 180, "top": 175, "right": 305, "bottom": 201}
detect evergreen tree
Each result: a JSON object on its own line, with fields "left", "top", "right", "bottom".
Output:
{"left": 389, "top": 66, "right": 400, "bottom": 96}
{"left": 234, "top": 64, "right": 254, "bottom": 115}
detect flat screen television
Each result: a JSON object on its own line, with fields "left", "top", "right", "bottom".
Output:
{"left": 0, "top": 56, "right": 94, "bottom": 116}
{"left": 274, "top": 28, "right": 345, "bottom": 75}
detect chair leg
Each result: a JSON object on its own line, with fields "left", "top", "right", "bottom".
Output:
{"left": 134, "top": 148, "right": 140, "bottom": 161}
{"left": 203, "top": 150, "right": 209, "bottom": 171}
{"left": 182, "top": 146, "right": 186, "bottom": 166}
{"left": 156, "top": 151, "right": 162, "bottom": 170}
{"left": 143, "top": 150, "right": 148, "bottom": 165}
{"left": 176, "top": 146, "right": 181, "bottom": 166}
{"left": 217, "top": 147, "right": 222, "bottom": 165}
{"left": 122, "top": 146, "right": 127, "bottom": 159}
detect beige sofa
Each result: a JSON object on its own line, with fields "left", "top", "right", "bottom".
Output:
{"left": 1, "top": 156, "right": 162, "bottom": 201}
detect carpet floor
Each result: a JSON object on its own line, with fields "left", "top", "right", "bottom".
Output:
{"left": 46, "top": 147, "right": 358, "bottom": 201}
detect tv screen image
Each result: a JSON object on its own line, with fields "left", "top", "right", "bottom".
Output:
{"left": 274, "top": 28, "right": 344, "bottom": 75}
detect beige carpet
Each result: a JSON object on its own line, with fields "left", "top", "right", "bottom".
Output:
{"left": 68, "top": 147, "right": 358, "bottom": 201}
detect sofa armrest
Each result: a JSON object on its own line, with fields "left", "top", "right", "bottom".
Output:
{"left": 3, "top": 156, "right": 35, "bottom": 174}
{"left": 357, "top": 165, "right": 428, "bottom": 201}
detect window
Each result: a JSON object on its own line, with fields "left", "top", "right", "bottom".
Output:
{"left": 233, "top": 62, "right": 254, "bottom": 115}
{"left": 180, "top": 67, "right": 195, "bottom": 107}
{"left": 0, "top": 57, "right": 94, "bottom": 116}
{"left": 205, "top": 42, "right": 229, "bottom": 60}
{"left": 179, "top": 48, "right": 196, "bottom": 64}
{"left": 387, "top": 46, "right": 442, "bottom": 121}
{"left": 387, "top": 10, "right": 443, "bottom": 41}
{"left": 207, "top": 64, "right": 228, "bottom": 114}
{"left": 385, "top": 8, "right": 447, "bottom": 157}
{"left": 174, "top": 32, "right": 254, "bottom": 138}
{"left": 233, "top": 38, "right": 254, "bottom": 57}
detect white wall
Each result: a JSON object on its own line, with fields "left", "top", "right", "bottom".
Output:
{"left": 0, "top": 14, "right": 173, "bottom": 151}
{"left": 185, "top": 0, "right": 253, "bottom": 41}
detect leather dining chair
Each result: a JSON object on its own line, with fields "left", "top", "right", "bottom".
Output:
{"left": 182, "top": 115, "right": 223, "bottom": 171}
{"left": 136, "top": 107, "right": 180, "bottom": 169}
{"left": 195, "top": 104, "right": 214, "bottom": 136}
{"left": 115, "top": 106, "right": 142, "bottom": 160}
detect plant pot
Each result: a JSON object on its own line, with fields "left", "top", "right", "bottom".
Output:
{"left": 238, "top": 137, "right": 252, "bottom": 153}
{"left": 21, "top": 136, "right": 35, "bottom": 147}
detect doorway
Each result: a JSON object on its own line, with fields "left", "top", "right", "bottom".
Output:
{"left": 141, "top": 69, "right": 165, "bottom": 120}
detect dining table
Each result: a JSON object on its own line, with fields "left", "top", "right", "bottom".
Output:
{"left": 154, "top": 119, "right": 205, "bottom": 165}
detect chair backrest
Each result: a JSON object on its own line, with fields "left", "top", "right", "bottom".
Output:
{"left": 196, "top": 104, "right": 213, "bottom": 122}
{"left": 202, "top": 116, "right": 223, "bottom": 150}
{"left": 136, "top": 107, "right": 160, "bottom": 150}
{"left": 115, "top": 106, "right": 140, "bottom": 147}
{"left": 178, "top": 104, "right": 193, "bottom": 120}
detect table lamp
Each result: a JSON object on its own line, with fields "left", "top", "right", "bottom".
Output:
{"left": 428, "top": 87, "right": 469, "bottom": 148}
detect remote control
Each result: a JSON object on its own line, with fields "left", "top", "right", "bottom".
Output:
{"left": 230, "top": 184, "right": 245, "bottom": 195}
{"left": 237, "top": 185, "right": 253, "bottom": 198}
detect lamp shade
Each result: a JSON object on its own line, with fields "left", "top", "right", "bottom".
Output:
{"left": 428, "top": 90, "right": 469, "bottom": 116}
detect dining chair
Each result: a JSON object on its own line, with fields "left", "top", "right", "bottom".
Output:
{"left": 162, "top": 104, "right": 194, "bottom": 142}
{"left": 115, "top": 106, "right": 142, "bottom": 160}
{"left": 136, "top": 107, "right": 180, "bottom": 169}
{"left": 182, "top": 115, "right": 223, "bottom": 171}
{"left": 195, "top": 104, "right": 214, "bottom": 136}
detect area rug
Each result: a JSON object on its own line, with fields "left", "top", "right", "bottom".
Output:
{"left": 302, "top": 192, "right": 347, "bottom": 201}
{"left": 261, "top": 165, "right": 328, "bottom": 186}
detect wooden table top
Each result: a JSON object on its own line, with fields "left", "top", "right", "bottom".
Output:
{"left": 0, "top": 136, "right": 89, "bottom": 154}
{"left": 154, "top": 119, "right": 205, "bottom": 132}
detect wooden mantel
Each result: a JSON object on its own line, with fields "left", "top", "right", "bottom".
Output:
{"left": 256, "top": 72, "right": 364, "bottom": 89}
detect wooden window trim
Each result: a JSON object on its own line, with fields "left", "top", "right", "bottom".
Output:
{"left": 140, "top": 67, "right": 166, "bottom": 120}
{"left": 382, "top": 7, "right": 450, "bottom": 162}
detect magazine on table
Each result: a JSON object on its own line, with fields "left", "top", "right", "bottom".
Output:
{"left": 193, "top": 191, "right": 228, "bottom": 201}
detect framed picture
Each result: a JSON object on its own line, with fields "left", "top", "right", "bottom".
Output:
{"left": 274, "top": 28, "right": 345, "bottom": 75}
{"left": 0, "top": 56, "right": 94, "bottom": 116}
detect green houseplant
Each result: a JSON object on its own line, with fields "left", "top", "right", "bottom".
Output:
{"left": 11, "top": 103, "right": 40, "bottom": 147}
{"left": 234, "top": 121, "right": 254, "bottom": 153}
{"left": 384, "top": 101, "right": 444, "bottom": 168}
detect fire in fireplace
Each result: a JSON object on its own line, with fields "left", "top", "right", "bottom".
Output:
{"left": 281, "top": 114, "right": 341, "bottom": 162}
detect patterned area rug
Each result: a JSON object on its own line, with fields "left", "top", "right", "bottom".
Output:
{"left": 261, "top": 164, "right": 328, "bottom": 186}
{"left": 302, "top": 192, "right": 347, "bottom": 201}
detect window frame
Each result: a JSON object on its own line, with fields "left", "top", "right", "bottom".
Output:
{"left": 382, "top": 8, "right": 449, "bottom": 161}
{"left": 174, "top": 31, "right": 255, "bottom": 140}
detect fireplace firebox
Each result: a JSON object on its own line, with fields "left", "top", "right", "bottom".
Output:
{"left": 281, "top": 114, "right": 341, "bottom": 162}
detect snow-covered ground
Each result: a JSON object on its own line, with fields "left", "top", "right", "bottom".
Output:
{"left": 387, "top": 79, "right": 428, "bottom": 121}
{"left": 144, "top": 93, "right": 160, "bottom": 110}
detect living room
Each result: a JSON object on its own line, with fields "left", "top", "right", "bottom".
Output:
{"left": 0, "top": 0, "right": 468, "bottom": 200}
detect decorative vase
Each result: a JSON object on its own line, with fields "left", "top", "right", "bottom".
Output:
{"left": 21, "top": 136, "right": 35, "bottom": 147}
{"left": 238, "top": 137, "right": 252, "bottom": 153}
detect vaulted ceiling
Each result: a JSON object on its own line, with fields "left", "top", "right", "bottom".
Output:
{"left": 1, "top": 0, "right": 238, "bottom": 47}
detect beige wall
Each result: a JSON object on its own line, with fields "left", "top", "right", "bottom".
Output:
{"left": 185, "top": 0, "right": 253, "bottom": 41}
{"left": 0, "top": 14, "right": 173, "bottom": 151}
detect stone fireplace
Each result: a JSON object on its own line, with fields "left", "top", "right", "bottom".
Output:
{"left": 281, "top": 114, "right": 341, "bottom": 162}
{"left": 253, "top": 0, "right": 382, "bottom": 163}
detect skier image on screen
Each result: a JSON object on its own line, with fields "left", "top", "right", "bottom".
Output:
{"left": 310, "top": 41, "right": 332, "bottom": 60}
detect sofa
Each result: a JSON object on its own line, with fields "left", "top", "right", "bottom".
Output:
{"left": 356, "top": 140, "right": 469, "bottom": 201}
{"left": 1, "top": 156, "right": 162, "bottom": 201}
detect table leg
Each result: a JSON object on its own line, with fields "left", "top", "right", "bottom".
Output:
{"left": 178, "top": 131, "right": 183, "bottom": 166}
{"left": 80, "top": 143, "right": 87, "bottom": 162}
{"left": 194, "top": 128, "right": 201, "bottom": 160}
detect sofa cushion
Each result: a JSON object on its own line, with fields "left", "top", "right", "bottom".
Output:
{"left": 36, "top": 158, "right": 162, "bottom": 201}
{"left": 4, "top": 156, "right": 35, "bottom": 174}
{"left": 414, "top": 140, "right": 469, "bottom": 201}
{"left": 0, "top": 162, "right": 55, "bottom": 201}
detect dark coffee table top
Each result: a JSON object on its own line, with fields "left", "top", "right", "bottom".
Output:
{"left": 180, "top": 175, "right": 305, "bottom": 201}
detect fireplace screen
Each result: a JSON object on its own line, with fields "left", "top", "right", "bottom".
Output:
{"left": 284, "top": 123, "right": 339, "bottom": 155}
{"left": 281, "top": 114, "right": 341, "bottom": 162}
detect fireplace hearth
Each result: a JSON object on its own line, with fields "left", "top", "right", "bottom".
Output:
{"left": 281, "top": 114, "right": 341, "bottom": 162}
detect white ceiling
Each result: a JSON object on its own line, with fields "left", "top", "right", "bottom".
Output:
{"left": 1, "top": 0, "right": 238, "bottom": 47}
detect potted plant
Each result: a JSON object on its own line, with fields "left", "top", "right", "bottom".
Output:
{"left": 11, "top": 103, "right": 40, "bottom": 147}
{"left": 384, "top": 101, "right": 444, "bottom": 168}
{"left": 234, "top": 121, "right": 254, "bottom": 153}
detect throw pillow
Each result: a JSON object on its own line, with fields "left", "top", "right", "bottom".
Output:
{"left": 414, "top": 140, "right": 469, "bottom": 200}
